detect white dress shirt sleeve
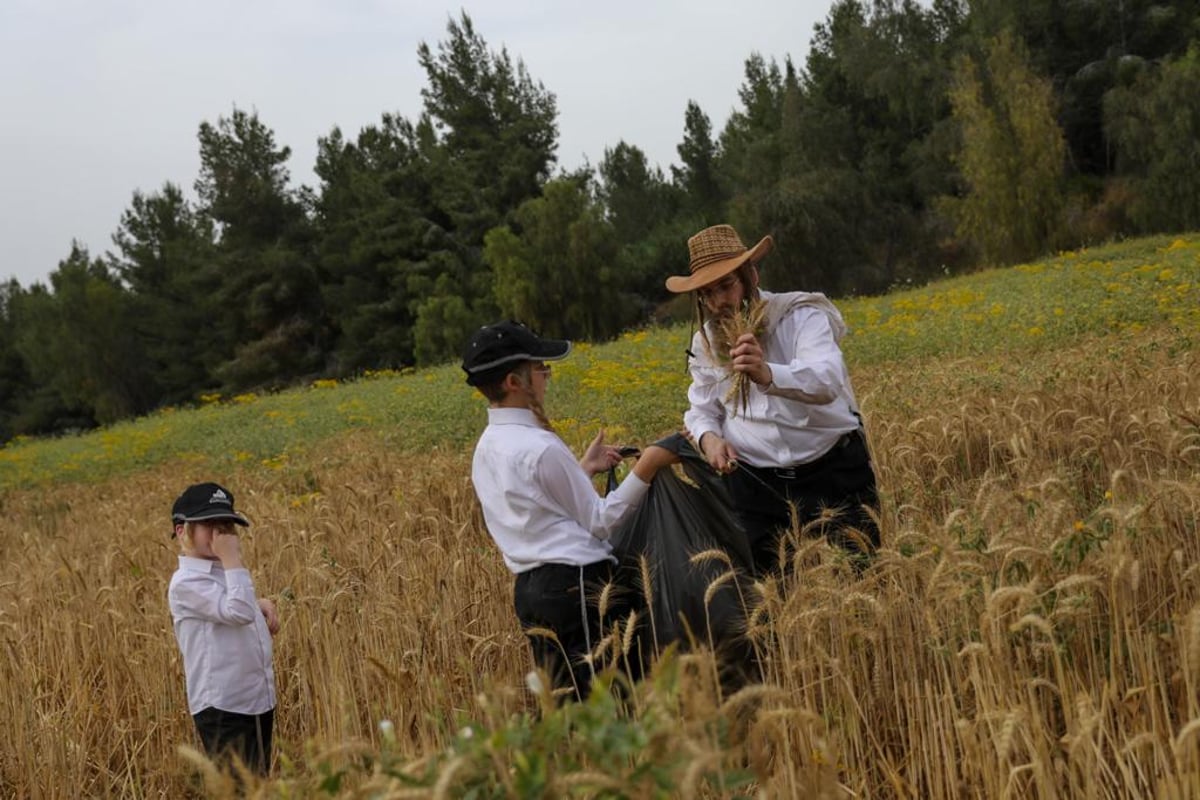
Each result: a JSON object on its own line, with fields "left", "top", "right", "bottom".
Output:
{"left": 170, "top": 567, "right": 260, "bottom": 626}
{"left": 537, "top": 440, "right": 650, "bottom": 541}
{"left": 762, "top": 307, "right": 844, "bottom": 405}
{"left": 683, "top": 331, "right": 727, "bottom": 446}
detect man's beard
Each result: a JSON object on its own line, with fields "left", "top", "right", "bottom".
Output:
{"left": 707, "top": 302, "right": 741, "bottom": 359}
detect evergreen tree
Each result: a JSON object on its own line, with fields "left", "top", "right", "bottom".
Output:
{"left": 108, "top": 182, "right": 219, "bottom": 403}
{"left": 598, "top": 142, "right": 674, "bottom": 244}
{"left": 1105, "top": 43, "right": 1200, "bottom": 233}
{"left": 720, "top": 53, "right": 787, "bottom": 206}
{"left": 484, "top": 177, "right": 624, "bottom": 340}
{"left": 715, "top": 0, "right": 962, "bottom": 294}
{"left": 942, "top": 29, "right": 1066, "bottom": 265}
{"left": 195, "top": 108, "right": 325, "bottom": 388}
{"left": 671, "top": 101, "right": 725, "bottom": 224}
{"left": 13, "top": 245, "right": 153, "bottom": 427}
{"left": 804, "top": 0, "right": 963, "bottom": 286}
{"left": 968, "top": 0, "right": 1200, "bottom": 177}
{"left": 0, "top": 281, "right": 32, "bottom": 442}
{"left": 596, "top": 142, "right": 685, "bottom": 309}
{"left": 417, "top": 12, "right": 558, "bottom": 236}
{"left": 314, "top": 116, "right": 431, "bottom": 373}
{"left": 408, "top": 12, "right": 560, "bottom": 365}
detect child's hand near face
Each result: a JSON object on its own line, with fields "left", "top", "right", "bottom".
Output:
{"left": 211, "top": 529, "right": 243, "bottom": 569}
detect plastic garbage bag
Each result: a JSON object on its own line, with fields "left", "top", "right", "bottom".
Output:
{"left": 607, "top": 433, "right": 758, "bottom": 681}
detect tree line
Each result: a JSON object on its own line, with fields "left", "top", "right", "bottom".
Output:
{"left": 2, "top": 1, "right": 1198, "bottom": 442}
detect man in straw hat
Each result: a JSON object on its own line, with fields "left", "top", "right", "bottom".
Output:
{"left": 666, "top": 224, "right": 880, "bottom": 576}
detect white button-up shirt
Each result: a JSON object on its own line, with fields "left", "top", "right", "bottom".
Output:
{"left": 168, "top": 556, "right": 276, "bottom": 715}
{"left": 684, "top": 290, "right": 860, "bottom": 469}
{"left": 471, "top": 407, "right": 651, "bottom": 574}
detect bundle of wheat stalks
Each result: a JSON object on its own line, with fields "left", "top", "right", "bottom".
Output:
{"left": 716, "top": 298, "right": 768, "bottom": 417}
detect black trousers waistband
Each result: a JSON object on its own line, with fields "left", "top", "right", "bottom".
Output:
{"left": 740, "top": 428, "right": 865, "bottom": 483}
{"left": 518, "top": 559, "right": 614, "bottom": 583}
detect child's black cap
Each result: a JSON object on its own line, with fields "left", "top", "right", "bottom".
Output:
{"left": 461, "top": 321, "right": 571, "bottom": 387}
{"left": 171, "top": 482, "right": 250, "bottom": 527}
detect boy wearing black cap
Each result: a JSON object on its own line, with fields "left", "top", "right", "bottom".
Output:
{"left": 463, "top": 321, "right": 679, "bottom": 701}
{"left": 168, "top": 482, "right": 279, "bottom": 776}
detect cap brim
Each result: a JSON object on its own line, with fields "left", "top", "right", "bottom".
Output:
{"left": 528, "top": 338, "right": 572, "bottom": 362}
{"left": 666, "top": 235, "right": 773, "bottom": 293}
{"left": 174, "top": 511, "right": 250, "bottom": 527}
{"left": 465, "top": 339, "right": 571, "bottom": 375}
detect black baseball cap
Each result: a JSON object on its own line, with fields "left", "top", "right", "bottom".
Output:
{"left": 461, "top": 321, "right": 571, "bottom": 387}
{"left": 171, "top": 482, "right": 250, "bottom": 527}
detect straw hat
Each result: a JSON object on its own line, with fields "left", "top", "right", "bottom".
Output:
{"left": 665, "top": 224, "right": 774, "bottom": 293}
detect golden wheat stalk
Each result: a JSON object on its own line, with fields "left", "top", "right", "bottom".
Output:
{"left": 716, "top": 298, "right": 767, "bottom": 417}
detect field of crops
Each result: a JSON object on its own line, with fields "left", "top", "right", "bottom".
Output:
{"left": 1, "top": 235, "right": 1198, "bottom": 797}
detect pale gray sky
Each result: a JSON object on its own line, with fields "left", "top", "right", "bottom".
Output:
{"left": 0, "top": 0, "right": 833, "bottom": 288}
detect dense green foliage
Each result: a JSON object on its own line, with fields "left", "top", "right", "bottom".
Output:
{"left": 3, "top": 3, "right": 1200, "bottom": 442}
{"left": 942, "top": 30, "right": 1066, "bottom": 265}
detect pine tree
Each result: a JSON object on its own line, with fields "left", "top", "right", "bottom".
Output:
{"left": 195, "top": 108, "right": 326, "bottom": 388}
{"left": 109, "top": 183, "right": 219, "bottom": 402}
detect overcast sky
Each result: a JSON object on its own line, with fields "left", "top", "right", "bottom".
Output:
{"left": 0, "top": 0, "right": 834, "bottom": 288}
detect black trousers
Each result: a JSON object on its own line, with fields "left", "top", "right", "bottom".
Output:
{"left": 514, "top": 560, "right": 643, "bottom": 701}
{"left": 193, "top": 706, "right": 274, "bottom": 776}
{"left": 728, "top": 428, "right": 880, "bottom": 577}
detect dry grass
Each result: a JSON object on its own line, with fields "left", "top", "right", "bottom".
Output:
{"left": 1, "top": 325, "right": 1198, "bottom": 798}
{"left": 0, "top": 441, "right": 527, "bottom": 796}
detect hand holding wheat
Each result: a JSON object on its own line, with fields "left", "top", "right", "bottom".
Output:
{"left": 716, "top": 299, "right": 767, "bottom": 417}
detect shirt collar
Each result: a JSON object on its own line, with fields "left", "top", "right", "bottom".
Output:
{"left": 486, "top": 407, "right": 540, "bottom": 427}
{"left": 178, "top": 555, "right": 217, "bottom": 573}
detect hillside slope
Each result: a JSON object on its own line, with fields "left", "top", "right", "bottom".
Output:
{"left": 2, "top": 234, "right": 1195, "bottom": 492}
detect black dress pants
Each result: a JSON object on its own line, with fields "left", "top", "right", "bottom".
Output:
{"left": 193, "top": 706, "right": 274, "bottom": 776}
{"left": 728, "top": 429, "right": 880, "bottom": 577}
{"left": 514, "top": 559, "right": 642, "bottom": 701}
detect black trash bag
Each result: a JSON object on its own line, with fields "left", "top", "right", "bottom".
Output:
{"left": 607, "top": 433, "right": 759, "bottom": 683}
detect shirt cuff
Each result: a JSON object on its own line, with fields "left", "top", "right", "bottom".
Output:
{"left": 612, "top": 470, "right": 651, "bottom": 505}
{"left": 690, "top": 425, "right": 721, "bottom": 448}
{"left": 761, "top": 363, "right": 786, "bottom": 394}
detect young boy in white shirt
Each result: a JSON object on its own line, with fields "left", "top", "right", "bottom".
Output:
{"left": 462, "top": 321, "right": 679, "bottom": 701}
{"left": 168, "top": 482, "right": 279, "bottom": 775}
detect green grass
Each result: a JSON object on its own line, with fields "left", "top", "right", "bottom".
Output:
{"left": 842, "top": 234, "right": 1198, "bottom": 364}
{"left": 1, "top": 234, "right": 1196, "bottom": 491}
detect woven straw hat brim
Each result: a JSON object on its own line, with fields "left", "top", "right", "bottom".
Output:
{"left": 665, "top": 235, "right": 773, "bottom": 293}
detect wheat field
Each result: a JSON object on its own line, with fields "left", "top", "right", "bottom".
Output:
{"left": 2, "top": 268, "right": 1199, "bottom": 795}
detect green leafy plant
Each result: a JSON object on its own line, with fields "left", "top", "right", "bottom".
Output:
{"left": 306, "top": 655, "right": 770, "bottom": 799}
